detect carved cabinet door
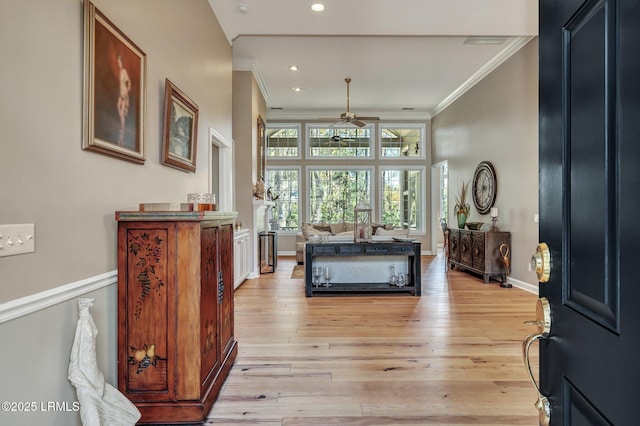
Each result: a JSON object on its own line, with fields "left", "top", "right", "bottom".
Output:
{"left": 471, "top": 232, "right": 485, "bottom": 271}
{"left": 448, "top": 228, "right": 460, "bottom": 262}
{"left": 459, "top": 230, "right": 472, "bottom": 267}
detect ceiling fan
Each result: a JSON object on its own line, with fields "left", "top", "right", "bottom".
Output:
{"left": 329, "top": 78, "right": 379, "bottom": 128}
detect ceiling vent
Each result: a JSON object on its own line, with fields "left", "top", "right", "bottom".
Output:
{"left": 463, "top": 36, "right": 508, "bottom": 45}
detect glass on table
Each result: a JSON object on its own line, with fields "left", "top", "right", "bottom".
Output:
{"left": 388, "top": 265, "right": 397, "bottom": 286}
{"left": 322, "top": 266, "right": 334, "bottom": 287}
{"left": 312, "top": 266, "right": 322, "bottom": 287}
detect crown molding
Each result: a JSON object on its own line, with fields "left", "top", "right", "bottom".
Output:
{"left": 430, "top": 36, "right": 535, "bottom": 117}
{"left": 233, "top": 57, "right": 270, "bottom": 101}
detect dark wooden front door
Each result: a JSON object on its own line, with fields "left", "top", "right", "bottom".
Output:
{"left": 536, "top": 0, "right": 640, "bottom": 424}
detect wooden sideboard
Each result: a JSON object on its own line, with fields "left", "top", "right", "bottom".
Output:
{"left": 116, "top": 211, "right": 237, "bottom": 424}
{"left": 446, "top": 227, "right": 511, "bottom": 283}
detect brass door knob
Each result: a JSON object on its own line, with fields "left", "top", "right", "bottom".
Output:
{"left": 531, "top": 243, "right": 551, "bottom": 283}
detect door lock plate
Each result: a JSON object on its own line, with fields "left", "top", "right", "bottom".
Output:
{"left": 531, "top": 242, "right": 551, "bottom": 283}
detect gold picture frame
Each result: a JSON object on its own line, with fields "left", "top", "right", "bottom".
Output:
{"left": 82, "top": 0, "right": 147, "bottom": 164}
{"left": 257, "top": 115, "right": 266, "bottom": 180}
{"left": 161, "top": 79, "right": 199, "bottom": 172}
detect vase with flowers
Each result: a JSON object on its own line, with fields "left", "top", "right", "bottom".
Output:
{"left": 454, "top": 181, "right": 471, "bottom": 229}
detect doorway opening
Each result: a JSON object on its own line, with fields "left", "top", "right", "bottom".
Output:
{"left": 431, "top": 160, "right": 448, "bottom": 253}
{"left": 208, "top": 128, "right": 232, "bottom": 211}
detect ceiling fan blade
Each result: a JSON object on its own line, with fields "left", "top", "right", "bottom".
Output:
{"left": 356, "top": 116, "right": 380, "bottom": 121}
{"left": 351, "top": 119, "right": 366, "bottom": 127}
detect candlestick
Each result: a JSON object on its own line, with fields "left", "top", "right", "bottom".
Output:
{"left": 490, "top": 207, "right": 500, "bottom": 231}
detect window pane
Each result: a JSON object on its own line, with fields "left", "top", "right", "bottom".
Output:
{"left": 267, "top": 126, "right": 299, "bottom": 158}
{"left": 308, "top": 169, "right": 371, "bottom": 223}
{"left": 381, "top": 169, "right": 422, "bottom": 230}
{"left": 381, "top": 126, "right": 423, "bottom": 158}
{"left": 265, "top": 169, "right": 299, "bottom": 231}
{"left": 308, "top": 126, "right": 372, "bottom": 158}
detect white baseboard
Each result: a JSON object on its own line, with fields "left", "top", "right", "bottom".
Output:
{"left": 507, "top": 277, "right": 538, "bottom": 294}
{"left": 0, "top": 270, "right": 117, "bottom": 324}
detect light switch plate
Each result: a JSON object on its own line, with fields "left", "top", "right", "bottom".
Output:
{"left": 0, "top": 224, "right": 35, "bottom": 257}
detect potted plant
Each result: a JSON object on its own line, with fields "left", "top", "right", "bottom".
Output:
{"left": 454, "top": 181, "right": 470, "bottom": 229}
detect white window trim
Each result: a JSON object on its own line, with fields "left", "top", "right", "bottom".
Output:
{"left": 305, "top": 123, "right": 375, "bottom": 160}
{"left": 266, "top": 123, "right": 302, "bottom": 160}
{"left": 265, "top": 165, "right": 302, "bottom": 234}
{"left": 379, "top": 165, "right": 427, "bottom": 234}
{"left": 378, "top": 123, "right": 426, "bottom": 160}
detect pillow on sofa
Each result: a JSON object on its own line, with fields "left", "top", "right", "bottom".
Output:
{"left": 330, "top": 223, "right": 345, "bottom": 234}
{"left": 302, "top": 223, "right": 330, "bottom": 239}
{"left": 313, "top": 223, "right": 332, "bottom": 233}
{"left": 344, "top": 222, "right": 355, "bottom": 232}
{"left": 375, "top": 227, "right": 410, "bottom": 238}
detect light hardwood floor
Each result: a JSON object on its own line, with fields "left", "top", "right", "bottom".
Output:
{"left": 207, "top": 253, "right": 539, "bottom": 425}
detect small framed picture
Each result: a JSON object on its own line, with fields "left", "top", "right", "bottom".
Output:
{"left": 82, "top": 0, "right": 146, "bottom": 164}
{"left": 161, "top": 79, "right": 199, "bottom": 172}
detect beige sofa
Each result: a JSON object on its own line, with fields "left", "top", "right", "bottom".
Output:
{"left": 295, "top": 222, "right": 402, "bottom": 264}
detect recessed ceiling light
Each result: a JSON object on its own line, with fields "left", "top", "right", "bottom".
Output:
{"left": 293, "top": 87, "right": 303, "bottom": 92}
{"left": 236, "top": 3, "right": 249, "bottom": 14}
{"left": 289, "top": 65, "right": 299, "bottom": 71}
{"left": 311, "top": 3, "right": 325, "bottom": 12}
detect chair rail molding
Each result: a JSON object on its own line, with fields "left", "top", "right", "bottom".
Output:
{"left": 0, "top": 270, "right": 117, "bottom": 324}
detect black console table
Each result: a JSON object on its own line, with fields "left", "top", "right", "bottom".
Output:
{"left": 304, "top": 241, "right": 421, "bottom": 297}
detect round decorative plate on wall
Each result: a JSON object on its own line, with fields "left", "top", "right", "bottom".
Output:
{"left": 472, "top": 161, "right": 497, "bottom": 215}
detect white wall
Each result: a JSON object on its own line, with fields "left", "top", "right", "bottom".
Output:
{"left": 432, "top": 38, "right": 539, "bottom": 288}
{"left": 0, "top": 0, "right": 232, "bottom": 424}
{"left": 233, "top": 70, "right": 267, "bottom": 234}
{"left": 0, "top": 0, "right": 232, "bottom": 303}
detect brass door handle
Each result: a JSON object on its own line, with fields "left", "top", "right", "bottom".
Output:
{"left": 522, "top": 297, "right": 551, "bottom": 426}
{"left": 531, "top": 243, "right": 551, "bottom": 283}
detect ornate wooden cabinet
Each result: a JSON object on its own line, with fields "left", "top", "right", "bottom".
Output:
{"left": 447, "top": 228, "right": 511, "bottom": 283}
{"left": 115, "top": 211, "right": 237, "bottom": 424}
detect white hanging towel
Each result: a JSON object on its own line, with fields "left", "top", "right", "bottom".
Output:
{"left": 68, "top": 298, "right": 141, "bottom": 426}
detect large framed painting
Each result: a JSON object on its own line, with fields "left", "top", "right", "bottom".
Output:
{"left": 82, "top": 0, "right": 146, "bottom": 164}
{"left": 257, "top": 115, "right": 266, "bottom": 180}
{"left": 161, "top": 79, "right": 199, "bottom": 172}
